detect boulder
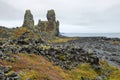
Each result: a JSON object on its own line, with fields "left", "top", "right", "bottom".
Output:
{"left": 0, "top": 50, "right": 4, "bottom": 57}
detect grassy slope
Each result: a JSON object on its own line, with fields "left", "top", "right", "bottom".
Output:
{"left": 0, "top": 53, "right": 71, "bottom": 80}
{"left": 1, "top": 53, "right": 120, "bottom": 80}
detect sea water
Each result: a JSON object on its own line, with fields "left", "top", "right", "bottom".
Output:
{"left": 61, "top": 33, "right": 120, "bottom": 38}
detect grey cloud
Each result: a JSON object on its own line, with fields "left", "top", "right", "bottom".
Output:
{"left": 91, "top": 4, "right": 120, "bottom": 26}
{"left": 0, "top": 0, "right": 23, "bottom": 21}
{"left": 0, "top": 0, "right": 120, "bottom": 32}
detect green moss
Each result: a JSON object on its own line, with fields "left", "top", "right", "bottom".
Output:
{"left": 109, "top": 68, "right": 120, "bottom": 80}
{"left": 48, "top": 37, "right": 77, "bottom": 43}
{"left": 5, "top": 71, "right": 14, "bottom": 76}
{"left": 40, "top": 74, "right": 50, "bottom": 80}
{"left": 39, "top": 44, "right": 50, "bottom": 50}
{"left": 70, "top": 63, "right": 98, "bottom": 80}
{"left": 58, "top": 54, "right": 66, "bottom": 60}
{"left": 99, "top": 60, "right": 120, "bottom": 80}
{"left": 18, "top": 70, "right": 39, "bottom": 80}
{"left": 111, "top": 41, "right": 120, "bottom": 45}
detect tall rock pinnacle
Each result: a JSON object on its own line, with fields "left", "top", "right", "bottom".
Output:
{"left": 22, "top": 10, "right": 34, "bottom": 28}
{"left": 47, "top": 9, "right": 56, "bottom": 22}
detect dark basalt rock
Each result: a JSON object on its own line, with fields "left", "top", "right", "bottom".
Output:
{"left": 0, "top": 50, "right": 16, "bottom": 62}
{"left": 37, "top": 47, "right": 100, "bottom": 70}
{"left": 0, "top": 50, "right": 4, "bottom": 57}
{"left": 90, "top": 55, "right": 99, "bottom": 65}
{"left": 0, "top": 66, "right": 19, "bottom": 80}
{"left": 1, "top": 38, "right": 100, "bottom": 70}
{"left": 55, "top": 20, "right": 60, "bottom": 36}
{"left": 37, "top": 19, "right": 41, "bottom": 27}
{"left": 22, "top": 10, "right": 34, "bottom": 28}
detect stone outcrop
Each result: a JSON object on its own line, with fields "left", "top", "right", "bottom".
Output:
{"left": 22, "top": 9, "right": 60, "bottom": 38}
{"left": 22, "top": 10, "right": 34, "bottom": 28}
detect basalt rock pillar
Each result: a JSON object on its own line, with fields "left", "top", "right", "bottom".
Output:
{"left": 22, "top": 10, "right": 34, "bottom": 28}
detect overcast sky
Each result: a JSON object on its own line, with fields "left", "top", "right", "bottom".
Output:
{"left": 0, "top": 0, "right": 120, "bottom": 33}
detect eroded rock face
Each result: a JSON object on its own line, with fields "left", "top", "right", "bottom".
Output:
{"left": 22, "top": 10, "right": 34, "bottom": 28}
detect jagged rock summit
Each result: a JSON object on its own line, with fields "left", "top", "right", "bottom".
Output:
{"left": 47, "top": 9, "right": 56, "bottom": 22}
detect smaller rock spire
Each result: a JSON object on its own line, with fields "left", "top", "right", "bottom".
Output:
{"left": 55, "top": 20, "right": 60, "bottom": 36}
{"left": 37, "top": 19, "right": 41, "bottom": 26}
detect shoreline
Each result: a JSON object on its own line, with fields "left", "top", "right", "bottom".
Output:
{"left": 61, "top": 33, "right": 120, "bottom": 39}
